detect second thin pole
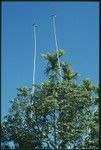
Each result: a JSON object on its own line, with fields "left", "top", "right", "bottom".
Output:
{"left": 32, "top": 23, "right": 37, "bottom": 94}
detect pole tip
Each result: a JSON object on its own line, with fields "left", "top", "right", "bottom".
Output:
{"left": 50, "top": 14, "right": 56, "bottom": 18}
{"left": 32, "top": 23, "right": 38, "bottom": 27}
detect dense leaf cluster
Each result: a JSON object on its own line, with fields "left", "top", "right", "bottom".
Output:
{"left": 1, "top": 50, "right": 99, "bottom": 149}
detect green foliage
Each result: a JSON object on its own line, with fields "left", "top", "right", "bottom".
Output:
{"left": 1, "top": 50, "right": 99, "bottom": 149}
{"left": 61, "top": 62, "right": 79, "bottom": 81}
{"left": 42, "top": 49, "right": 64, "bottom": 81}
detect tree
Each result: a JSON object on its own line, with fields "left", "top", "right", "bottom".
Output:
{"left": 1, "top": 50, "right": 99, "bottom": 149}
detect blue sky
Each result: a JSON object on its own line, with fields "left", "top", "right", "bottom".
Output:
{"left": 2, "top": 2, "right": 99, "bottom": 119}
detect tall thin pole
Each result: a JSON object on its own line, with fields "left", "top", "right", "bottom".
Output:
{"left": 51, "top": 15, "right": 62, "bottom": 82}
{"left": 32, "top": 23, "right": 37, "bottom": 94}
{"left": 51, "top": 15, "right": 63, "bottom": 149}
{"left": 30, "top": 23, "right": 37, "bottom": 118}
